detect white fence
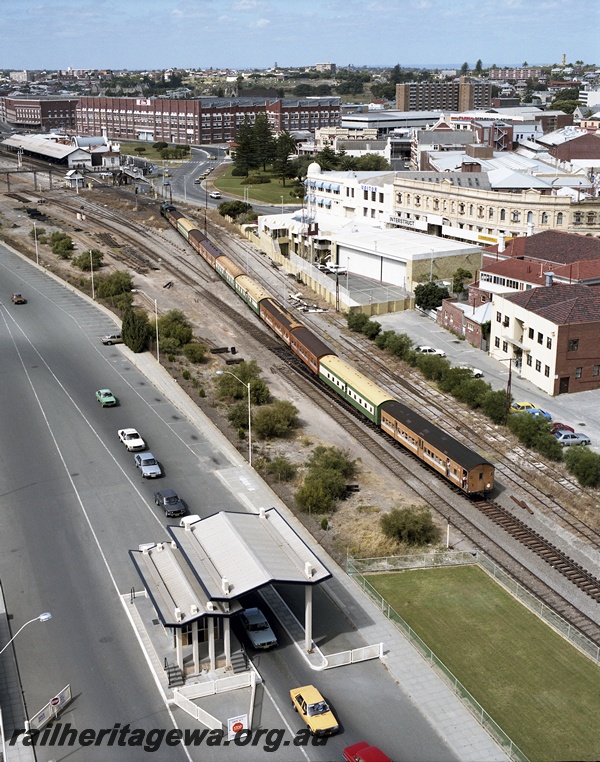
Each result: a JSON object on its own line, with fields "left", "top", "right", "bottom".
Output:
{"left": 322, "top": 643, "right": 383, "bottom": 669}
{"left": 171, "top": 672, "right": 256, "bottom": 730}
{"left": 171, "top": 691, "right": 221, "bottom": 730}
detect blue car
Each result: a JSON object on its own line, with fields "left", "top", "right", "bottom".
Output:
{"left": 509, "top": 401, "right": 552, "bottom": 420}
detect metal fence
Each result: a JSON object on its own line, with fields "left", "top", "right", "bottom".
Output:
{"left": 347, "top": 553, "right": 529, "bottom": 762}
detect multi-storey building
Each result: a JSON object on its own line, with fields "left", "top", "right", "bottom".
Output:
{"left": 0, "top": 96, "right": 78, "bottom": 132}
{"left": 396, "top": 78, "right": 492, "bottom": 112}
{"left": 75, "top": 96, "right": 340, "bottom": 144}
{"left": 488, "top": 68, "right": 544, "bottom": 81}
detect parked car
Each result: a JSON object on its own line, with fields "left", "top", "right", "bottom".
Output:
{"left": 96, "top": 388, "right": 117, "bottom": 407}
{"left": 101, "top": 333, "right": 123, "bottom": 345}
{"left": 457, "top": 364, "right": 484, "bottom": 378}
{"left": 289, "top": 685, "right": 339, "bottom": 736}
{"left": 550, "top": 422, "right": 575, "bottom": 435}
{"left": 193, "top": 178, "right": 201, "bottom": 184}
{"left": 239, "top": 608, "right": 277, "bottom": 650}
{"left": 209, "top": 191, "right": 222, "bottom": 199}
{"left": 553, "top": 431, "right": 591, "bottom": 447}
{"left": 509, "top": 401, "right": 552, "bottom": 420}
{"left": 11, "top": 292, "right": 27, "bottom": 304}
{"left": 118, "top": 428, "right": 146, "bottom": 452}
{"left": 415, "top": 345, "right": 446, "bottom": 357}
{"left": 154, "top": 488, "right": 186, "bottom": 517}
{"left": 134, "top": 452, "right": 162, "bottom": 478}
{"left": 343, "top": 741, "right": 392, "bottom": 762}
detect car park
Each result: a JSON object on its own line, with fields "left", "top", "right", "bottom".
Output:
{"left": 209, "top": 191, "right": 222, "bottom": 199}
{"left": 101, "top": 333, "right": 123, "bottom": 345}
{"left": 290, "top": 685, "right": 339, "bottom": 736}
{"left": 553, "top": 431, "right": 591, "bottom": 447}
{"left": 415, "top": 345, "right": 446, "bottom": 357}
{"left": 96, "top": 389, "right": 117, "bottom": 407}
{"left": 550, "top": 422, "right": 575, "bottom": 435}
{"left": 118, "top": 428, "right": 146, "bottom": 452}
{"left": 153, "top": 488, "right": 185, "bottom": 517}
{"left": 134, "top": 452, "right": 162, "bottom": 478}
{"left": 11, "top": 292, "right": 27, "bottom": 304}
{"left": 509, "top": 401, "right": 552, "bottom": 420}
{"left": 239, "top": 607, "right": 277, "bottom": 650}
{"left": 343, "top": 741, "right": 392, "bottom": 762}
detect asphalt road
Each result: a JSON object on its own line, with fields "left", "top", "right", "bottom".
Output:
{"left": 0, "top": 244, "right": 458, "bottom": 761}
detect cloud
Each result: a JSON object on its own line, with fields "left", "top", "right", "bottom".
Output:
{"left": 250, "top": 17, "right": 270, "bottom": 28}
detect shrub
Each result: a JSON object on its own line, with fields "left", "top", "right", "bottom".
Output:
{"left": 564, "top": 447, "right": 600, "bottom": 487}
{"left": 96, "top": 270, "right": 133, "bottom": 299}
{"left": 159, "top": 336, "right": 181, "bottom": 356}
{"left": 362, "top": 319, "right": 381, "bottom": 340}
{"left": 245, "top": 175, "right": 271, "bottom": 185}
{"left": 183, "top": 343, "right": 206, "bottom": 363}
{"left": 267, "top": 456, "right": 297, "bottom": 482}
{"left": 451, "top": 378, "right": 491, "bottom": 409}
{"left": 252, "top": 400, "right": 299, "bottom": 439}
{"left": 182, "top": 369, "right": 191, "bottom": 380}
{"left": 383, "top": 332, "right": 413, "bottom": 358}
{"left": 158, "top": 309, "right": 193, "bottom": 347}
{"left": 416, "top": 354, "right": 449, "bottom": 382}
{"left": 481, "top": 389, "right": 510, "bottom": 425}
{"left": 121, "top": 308, "right": 150, "bottom": 353}
{"left": 50, "top": 231, "right": 74, "bottom": 259}
{"left": 228, "top": 401, "right": 249, "bottom": 430}
{"left": 307, "top": 446, "right": 356, "bottom": 478}
{"left": 347, "top": 313, "right": 369, "bottom": 332}
{"left": 198, "top": 387, "right": 206, "bottom": 398}
{"left": 381, "top": 506, "right": 439, "bottom": 546}
{"left": 320, "top": 517, "right": 329, "bottom": 530}
{"left": 72, "top": 249, "right": 103, "bottom": 271}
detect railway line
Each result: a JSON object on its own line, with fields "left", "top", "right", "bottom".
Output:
{"left": 11, "top": 187, "right": 600, "bottom": 650}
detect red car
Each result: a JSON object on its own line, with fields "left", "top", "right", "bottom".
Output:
{"left": 550, "top": 423, "right": 574, "bottom": 435}
{"left": 343, "top": 741, "right": 392, "bottom": 762}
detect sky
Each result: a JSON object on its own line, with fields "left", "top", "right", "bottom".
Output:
{"left": 1, "top": 0, "right": 598, "bottom": 72}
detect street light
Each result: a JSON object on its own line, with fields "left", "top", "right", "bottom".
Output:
{"left": 90, "top": 250, "right": 95, "bottom": 300}
{"left": 499, "top": 357, "right": 513, "bottom": 422}
{"left": 33, "top": 220, "right": 39, "bottom": 265}
{"left": 216, "top": 370, "right": 252, "bottom": 466}
{"left": 132, "top": 289, "right": 159, "bottom": 362}
{"left": 280, "top": 195, "right": 284, "bottom": 215}
{"left": 429, "top": 249, "right": 435, "bottom": 282}
{"left": 0, "top": 612, "right": 52, "bottom": 656}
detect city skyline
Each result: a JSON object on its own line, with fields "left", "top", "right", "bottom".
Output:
{"left": 1, "top": 0, "right": 597, "bottom": 72}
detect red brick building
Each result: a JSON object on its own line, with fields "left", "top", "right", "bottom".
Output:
{"left": 0, "top": 96, "right": 78, "bottom": 132}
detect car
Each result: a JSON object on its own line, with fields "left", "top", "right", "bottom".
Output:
{"left": 239, "top": 607, "right": 277, "bottom": 650}
{"left": 101, "top": 333, "right": 123, "bottom": 345}
{"left": 193, "top": 178, "right": 201, "bottom": 184}
{"left": 96, "top": 389, "right": 117, "bottom": 407}
{"left": 118, "top": 428, "right": 146, "bottom": 452}
{"left": 553, "top": 431, "right": 591, "bottom": 447}
{"left": 457, "top": 364, "right": 484, "bottom": 378}
{"left": 289, "top": 685, "right": 339, "bottom": 736}
{"left": 509, "top": 401, "right": 552, "bottom": 420}
{"left": 134, "top": 452, "right": 162, "bottom": 478}
{"left": 154, "top": 488, "right": 186, "bottom": 517}
{"left": 163, "top": 180, "right": 170, "bottom": 186}
{"left": 209, "top": 191, "right": 222, "bottom": 199}
{"left": 415, "top": 345, "right": 446, "bottom": 357}
{"left": 343, "top": 741, "right": 392, "bottom": 762}
{"left": 550, "top": 422, "right": 575, "bottom": 435}
{"left": 11, "top": 293, "right": 27, "bottom": 304}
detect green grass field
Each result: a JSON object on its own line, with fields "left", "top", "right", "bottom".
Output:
{"left": 214, "top": 164, "right": 300, "bottom": 206}
{"left": 368, "top": 566, "right": 600, "bottom": 761}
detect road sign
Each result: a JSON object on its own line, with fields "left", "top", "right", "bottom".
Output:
{"left": 227, "top": 714, "right": 248, "bottom": 741}
{"left": 50, "top": 696, "right": 60, "bottom": 707}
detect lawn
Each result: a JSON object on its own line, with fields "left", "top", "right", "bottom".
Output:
{"left": 368, "top": 565, "right": 600, "bottom": 762}
{"left": 213, "top": 164, "right": 301, "bottom": 206}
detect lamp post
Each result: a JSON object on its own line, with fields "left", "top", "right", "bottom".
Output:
{"left": 499, "top": 357, "right": 513, "bottom": 422}
{"left": 90, "top": 250, "right": 95, "bottom": 300}
{"left": 132, "top": 289, "right": 159, "bottom": 362}
{"left": 280, "top": 195, "right": 284, "bottom": 216}
{"left": 33, "top": 221, "right": 39, "bottom": 265}
{"left": 216, "top": 370, "right": 252, "bottom": 466}
{"left": 0, "top": 612, "right": 52, "bottom": 656}
{"left": 346, "top": 256, "right": 350, "bottom": 292}
{"left": 429, "top": 249, "right": 434, "bottom": 282}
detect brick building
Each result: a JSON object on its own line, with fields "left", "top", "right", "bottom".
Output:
{"left": 0, "top": 96, "right": 78, "bottom": 132}
{"left": 75, "top": 96, "right": 340, "bottom": 144}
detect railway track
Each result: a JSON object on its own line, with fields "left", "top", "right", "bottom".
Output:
{"left": 14, "top": 189, "right": 600, "bottom": 647}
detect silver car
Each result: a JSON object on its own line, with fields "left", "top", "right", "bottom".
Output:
{"left": 239, "top": 608, "right": 277, "bottom": 650}
{"left": 553, "top": 431, "right": 591, "bottom": 447}
{"left": 134, "top": 452, "right": 162, "bottom": 478}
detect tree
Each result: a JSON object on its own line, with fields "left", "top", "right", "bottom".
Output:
{"left": 460, "top": 62, "right": 469, "bottom": 75}
{"left": 452, "top": 268, "right": 473, "bottom": 295}
{"left": 354, "top": 154, "right": 391, "bottom": 171}
{"left": 121, "top": 308, "right": 150, "bottom": 352}
{"left": 96, "top": 270, "right": 133, "bottom": 298}
{"left": 475, "top": 59, "right": 483, "bottom": 74}
{"left": 253, "top": 113, "right": 276, "bottom": 170}
{"left": 134, "top": 146, "right": 146, "bottom": 155}
{"left": 153, "top": 142, "right": 168, "bottom": 151}
{"left": 347, "top": 313, "right": 369, "bottom": 332}
{"left": 217, "top": 360, "right": 270, "bottom": 405}
{"left": 564, "top": 447, "right": 600, "bottom": 487}
{"left": 72, "top": 249, "right": 103, "bottom": 271}
{"left": 481, "top": 389, "right": 509, "bottom": 424}
{"left": 314, "top": 146, "right": 338, "bottom": 171}
{"left": 158, "top": 309, "right": 193, "bottom": 347}
{"left": 414, "top": 282, "right": 450, "bottom": 310}
{"left": 50, "top": 231, "right": 74, "bottom": 259}
{"left": 183, "top": 343, "right": 206, "bottom": 363}
{"left": 252, "top": 400, "right": 299, "bottom": 439}
{"left": 233, "top": 119, "right": 258, "bottom": 176}
{"left": 218, "top": 201, "right": 253, "bottom": 220}
{"left": 272, "top": 131, "right": 297, "bottom": 186}
{"left": 381, "top": 506, "right": 439, "bottom": 546}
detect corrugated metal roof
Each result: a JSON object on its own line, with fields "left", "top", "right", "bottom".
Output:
{"left": 170, "top": 509, "right": 331, "bottom": 602}
{"left": 1, "top": 134, "right": 81, "bottom": 159}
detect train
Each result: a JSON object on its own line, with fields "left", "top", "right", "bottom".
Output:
{"left": 160, "top": 203, "right": 495, "bottom": 495}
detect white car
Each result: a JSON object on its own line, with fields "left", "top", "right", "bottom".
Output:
{"left": 239, "top": 607, "right": 277, "bottom": 650}
{"left": 415, "top": 345, "right": 446, "bottom": 357}
{"left": 457, "top": 365, "right": 484, "bottom": 378}
{"left": 118, "top": 428, "right": 146, "bottom": 452}
{"left": 209, "top": 191, "right": 222, "bottom": 199}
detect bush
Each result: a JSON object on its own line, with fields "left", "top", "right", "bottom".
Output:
{"left": 158, "top": 309, "right": 193, "bottom": 347}
{"left": 50, "top": 231, "right": 74, "bottom": 259}
{"left": 307, "top": 446, "right": 355, "bottom": 478}
{"left": 381, "top": 506, "right": 439, "bottom": 546}
{"left": 252, "top": 400, "right": 299, "bottom": 439}
{"left": 295, "top": 469, "right": 347, "bottom": 514}
{"left": 416, "top": 354, "right": 449, "bottom": 382}
{"left": 451, "top": 378, "right": 491, "bottom": 409}
{"left": 363, "top": 319, "right": 381, "bottom": 340}
{"left": 481, "top": 389, "right": 510, "bottom": 425}
{"left": 72, "top": 249, "right": 103, "bottom": 271}
{"left": 121, "top": 308, "right": 150, "bottom": 353}
{"left": 267, "top": 456, "right": 297, "bottom": 482}
{"left": 228, "top": 401, "right": 249, "bottom": 430}
{"left": 347, "top": 313, "right": 369, "bottom": 332}
{"left": 159, "top": 336, "right": 181, "bottom": 356}
{"left": 245, "top": 175, "right": 271, "bottom": 185}
{"left": 182, "top": 369, "right": 190, "bottom": 380}
{"left": 217, "top": 360, "right": 270, "bottom": 405}
{"left": 96, "top": 270, "right": 133, "bottom": 299}
{"left": 183, "top": 343, "right": 206, "bottom": 363}
{"left": 564, "top": 447, "right": 600, "bottom": 487}
{"left": 383, "top": 332, "right": 413, "bottom": 358}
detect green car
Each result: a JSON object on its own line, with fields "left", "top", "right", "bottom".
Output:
{"left": 96, "top": 388, "right": 117, "bottom": 407}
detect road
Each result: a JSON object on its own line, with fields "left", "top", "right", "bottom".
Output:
{"left": 0, "top": 244, "right": 464, "bottom": 761}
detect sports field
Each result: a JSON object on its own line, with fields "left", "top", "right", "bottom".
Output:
{"left": 368, "top": 565, "right": 600, "bottom": 762}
